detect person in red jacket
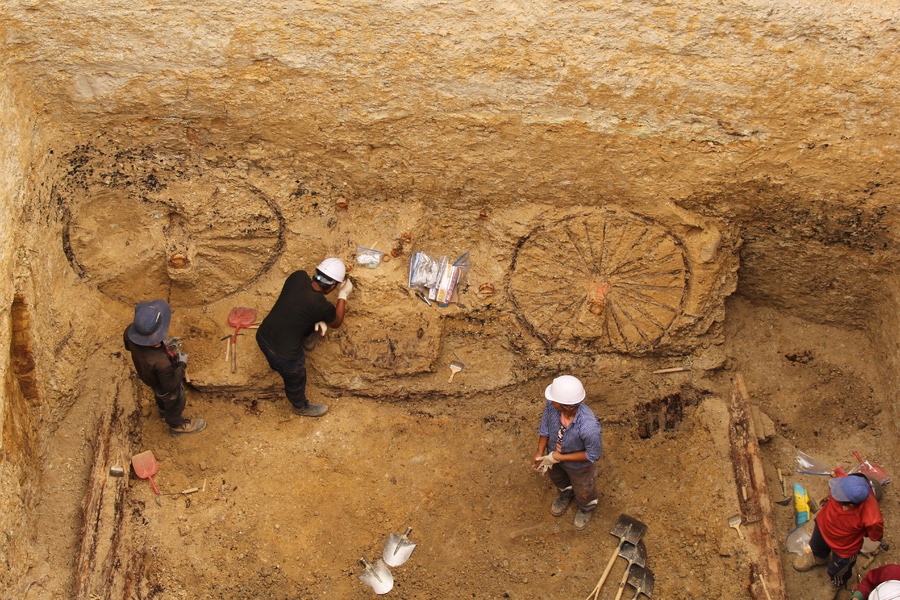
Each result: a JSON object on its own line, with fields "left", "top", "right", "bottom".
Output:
{"left": 851, "top": 565, "right": 900, "bottom": 599}
{"left": 794, "top": 474, "right": 884, "bottom": 588}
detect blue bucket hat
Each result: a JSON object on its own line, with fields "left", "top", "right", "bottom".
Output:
{"left": 127, "top": 300, "right": 171, "bottom": 346}
{"left": 829, "top": 475, "right": 871, "bottom": 504}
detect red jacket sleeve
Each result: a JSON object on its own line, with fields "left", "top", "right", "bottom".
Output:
{"left": 855, "top": 564, "right": 900, "bottom": 597}
{"left": 861, "top": 495, "right": 884, "bottom": 542}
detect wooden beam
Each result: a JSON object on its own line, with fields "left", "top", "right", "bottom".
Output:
{"left": 730, "top": 373, "right": 788, "bottom": 600}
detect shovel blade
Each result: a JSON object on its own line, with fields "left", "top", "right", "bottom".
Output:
{"left": 618, "top": 539, "right": 648, "bottom": 569}
{"left": 611, "top": 513, "right": 648, "bottom": 545}
{"left": 627, "top": 565, "right": 655, "bottom": 598}
{"left": 383, "top": 529, "right": 416, "bottom": 567}
{"left": 360, "top": 560, "right": 394, "bottom": 594}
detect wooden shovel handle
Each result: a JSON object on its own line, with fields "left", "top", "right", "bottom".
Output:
{"left": 585, "top": 542, "right": 622, "bottom": 600}
{"left": 613, "top": 565, "right": 631, "bottom": 600}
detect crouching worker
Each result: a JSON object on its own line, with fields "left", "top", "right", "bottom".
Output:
{"left": 256, "top": 257, "right": 353, "bottom": 418}
{"left": 851, "top": 565, "right": 900, "bottom": 600}
{"left": 532, "top": 375, "right": 603, "bottom": 531}
{"left": 794, "top": 473, "right": 884, "bottom": 588}
{"left": 124, "top": 299, "right": 206, "bottom": 434}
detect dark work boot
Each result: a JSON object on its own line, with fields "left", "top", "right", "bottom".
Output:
{"left": 573, "top": 508, "right": 593, "bottom": 530}
{"left": 170, "top": 418, "right": 206, "bottom": 434}
{"left": 292, "top": 403, "right": 329, "bottom": 417}
{"left": 550, "top": 492, "right": 574, "bottom": 517}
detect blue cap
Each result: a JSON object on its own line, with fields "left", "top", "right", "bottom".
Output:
{"left": 829, "top": 475, "right": 871, "bottom": 504}
{"left": 127, "top": 300, "right": 171, "bottom": 346}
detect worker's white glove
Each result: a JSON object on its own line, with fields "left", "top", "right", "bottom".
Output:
{"left": 537, "top": 452, "right": 559, "bottom": 474}
{"left": 314, "top": 321, "right": 328, "bottom": 337}
{"left": 337, "top": 278, "right": 353, "bottom": 300}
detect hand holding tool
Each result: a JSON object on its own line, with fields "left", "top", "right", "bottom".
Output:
{"left": 337, "top": 278, "right": 354, "bottom": 300}
{"left": 314, "top": 321, "right": 328, "bottom": 336}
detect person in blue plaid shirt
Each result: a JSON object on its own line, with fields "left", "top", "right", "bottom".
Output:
{"left": 532, "top": 375, "right": 603, "bottom": 530}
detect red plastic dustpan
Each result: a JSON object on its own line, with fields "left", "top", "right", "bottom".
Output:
{"left": 131, "top": 450, "right": 161, "bottom": 495}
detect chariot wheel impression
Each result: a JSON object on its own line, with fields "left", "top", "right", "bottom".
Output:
{"left": 509, "top": 209, "right": 688, "bottom": 354}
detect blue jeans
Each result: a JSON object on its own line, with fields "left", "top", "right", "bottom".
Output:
{"left": 256, "top": 330, "right": 309, "bottom": 409}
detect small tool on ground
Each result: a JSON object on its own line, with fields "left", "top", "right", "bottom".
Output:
{"left": 382, "top": 527, "right": 416, "bottom": 567}
{"left": 131, "top": 451, "right": 162, "bottom": 505}
{"left": 227, "top": 307, "right": 258, "bottom": 373}
{"left": 161, "top": 487, "right": 200, "bottom": 496}
{"left": 775, "top": 468, "right": 792, "bottom": 505}
{"left": 651, "top": 366, "right": 691, "bottom": 374}
{"left": 448, "top": 356, "right": 466, "bottom": 383}
{"left": 728, "top": 514, "right": 745, "bottom": 539}
{"left": 626, "top": 564, "right": 654, "bottom": 600}
{"left": 613, "top": 540, "right": 648, "bottom": 600}
{"left": 585, "top": 514, "right": 648, "bottom": 600}
{"left": 358, "top": 558, "right": 393, "bottom": 594}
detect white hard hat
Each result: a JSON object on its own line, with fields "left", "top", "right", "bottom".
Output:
{"left": 315, "top": 257, "right": 346, "bottom": 284}
{"left": 871, "top": 581, "right": 900, "bottom": 600}
{"left": 544, "top": 375, "right": 586, "bottom": 405}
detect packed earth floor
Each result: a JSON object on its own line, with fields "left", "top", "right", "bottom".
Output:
{"left": 22, "top": 295, "right": 899, "bottom": 600}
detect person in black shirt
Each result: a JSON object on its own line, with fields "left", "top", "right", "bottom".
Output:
{"left": 256, "top": 257, "right": 353, "bottom": 417}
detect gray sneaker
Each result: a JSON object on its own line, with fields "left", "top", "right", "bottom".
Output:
{"left": 170, "top": 418, "right": 206, "bottom": 434}
{"left": 550, "top": 493, "right": 574, "bottom": 517}
{"left": 292, "top": 403, "right": 329, "bottom": 417}
{"left": 573, "top": 508, "right": 593, "bottom": 530}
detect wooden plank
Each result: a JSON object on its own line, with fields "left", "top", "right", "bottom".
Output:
{"left": 730, "top": 373, "right": 788, "bottom": 600}
{"left": 73, "top": 384, "right": 143, "bottom": 599}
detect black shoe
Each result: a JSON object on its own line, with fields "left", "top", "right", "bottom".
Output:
{"left": 291, "top": 403, "right": 329, "bottom": 417}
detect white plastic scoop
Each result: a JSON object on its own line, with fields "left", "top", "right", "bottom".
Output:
{"left": 383, "top": 527, "right": 416, "bottom": 567}
{"left": 359, "top": 558, "right": 393, "bottom": 594}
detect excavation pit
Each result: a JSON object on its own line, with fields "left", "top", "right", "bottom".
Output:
{"left": 2, "top": 3, "right": 899, "bottom": 600}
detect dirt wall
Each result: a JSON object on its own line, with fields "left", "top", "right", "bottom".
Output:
{"left": 0, "top": 69, "right": 39, "bottom": 593}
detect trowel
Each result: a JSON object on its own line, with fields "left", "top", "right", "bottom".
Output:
{"left": 383, "top": 527, "right": 416, "bottom": 567}
{"left": 358, "top": 558, "right": 393, "bottom": 595}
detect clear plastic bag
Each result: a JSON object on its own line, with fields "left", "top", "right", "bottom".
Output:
{"left": 356, "top": 246, "right": 384, "bottom": 269}
{"left": 795, "top": 449, "right": 832, "bottom": 476}
{"left": 785, "top": 522, "right": 813, "bottom": 555}
{"left": 408, "top": 251, "right": 441, "bottom": 290}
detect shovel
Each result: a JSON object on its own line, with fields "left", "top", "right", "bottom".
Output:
{"left": 585, "top": 514, "right": 648, "bottom": 600}
{"left": 227, "top": 307, "right": 258, "bottom": 373}
{"left": 613, "top": 540, "right": 648, "bottom": 600}
{"left": 626, "top": 564, "right": 655, "bottom": 599}
{"left": 383, "top": 527, "right": 416, "bottom": 567}
{"left": 358, "top": 558, "right": 393, "bottom": 595}
{"left": 131, "top": 450, "right": 161, "bottom": 496}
